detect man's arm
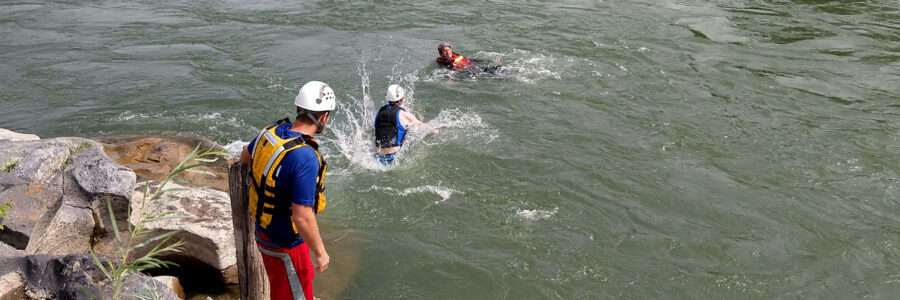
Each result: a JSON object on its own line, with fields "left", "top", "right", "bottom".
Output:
{"left": 292, "top": 204, "right": 329, "bottom": 272}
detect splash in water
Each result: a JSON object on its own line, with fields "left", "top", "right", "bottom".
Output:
{"left": 329, "top": 57, "right": 498, "bottom": 171}
{"left": 423, "top": 49, "right": 564, "bottom": 84}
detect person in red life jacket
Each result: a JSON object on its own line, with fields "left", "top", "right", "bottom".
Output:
{"left": 435, "top": 42, "right": 501, "bottom": 73}
{"left": 240, "top": 80, "right": 335, "bottom": 300}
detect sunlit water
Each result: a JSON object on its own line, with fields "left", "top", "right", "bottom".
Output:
{"left": 2, "top": 0, "right": 899, "bottom": 298}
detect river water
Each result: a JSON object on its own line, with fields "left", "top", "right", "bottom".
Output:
{"left": 2, "top": 0, "right": 899, "bottom": 298}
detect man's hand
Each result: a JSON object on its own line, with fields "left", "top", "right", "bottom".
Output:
{"left": 315, "top": 251, "right": 330, "bottom": 272}
{"left": 240, "top": 144, "right": 252, "bottom": 164}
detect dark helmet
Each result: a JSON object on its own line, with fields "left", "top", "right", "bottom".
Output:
{"left": 437, "top": 42, "right": 451, "bottom": 54}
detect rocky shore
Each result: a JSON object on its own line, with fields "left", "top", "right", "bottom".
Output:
{"left": 0, "top": 129, "right": 235, "bottom": 299}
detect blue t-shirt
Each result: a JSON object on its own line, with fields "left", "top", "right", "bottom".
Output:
{"left": 248, "top": 121, "right": 321, "bottom": 248}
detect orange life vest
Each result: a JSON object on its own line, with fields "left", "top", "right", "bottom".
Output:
{"left": 437, "top": 53, "right": 474, "bottom": 71}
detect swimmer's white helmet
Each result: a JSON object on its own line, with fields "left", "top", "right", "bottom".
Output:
{"left": 385, "top": 84, "right": 405, "bottom": 103}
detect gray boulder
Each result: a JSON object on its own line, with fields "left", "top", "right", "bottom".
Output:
{"left": 0, "top": 243, "right": 26, "bottom": 300}
{"left": 1, "top": 137, "right": 96, "bottom": 183}
{"left": 10, "top": 144, "right": 70, "bottom": 183}
{"left": 69, "top": 145, "right": 136, "bottom": 233}
{"left": 25, "top": 199, "right": 95, "bottom": 256}
{"left": 0, "top": 270, "right": 25, "bottom": 300}
{"left": 0, "top": 129, "right": 39, "bottom": 142}
{"left": 0, "top": 173, "right": 26, "bottom": 194}
{"left": 107, "top": 272, "right": 181, "bottom": 300}
{"left": 0, "top": 138, "right": 103, "bottom": 250}
{"left": 153, "top": 275, "right": 186, "bottom": 299}
{"left": 0, "top": 175, "right": 62, "bottom": 250}
{"left": 24, "top": 254, "right": 104, "bottom": 300}
{"left": 22, "top": 253, "right": 180, "bottom": 300}
{"left": 129, "top": 182, "right": 236, "bottom": 284}
{"left": 0, "top": 242, "right": 25, "bottom": 259}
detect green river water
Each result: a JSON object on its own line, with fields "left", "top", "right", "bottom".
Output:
{"left": 2, "top": 0, "right": 899, "bottom": 298}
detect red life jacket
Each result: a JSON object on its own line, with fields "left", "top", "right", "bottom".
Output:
{"left": 436, "top": 52, "right": 474, "bottom": 71}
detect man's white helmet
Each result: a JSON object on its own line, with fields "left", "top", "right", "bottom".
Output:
{"left": 385, "top": 84, "right": 405, "bottom": 103}
{"left": 294, "top": 81, "right": 336, "bottom": 111}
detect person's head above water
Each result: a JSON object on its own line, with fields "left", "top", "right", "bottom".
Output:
{"left": 385, "top": 84, "right": 405, "bottom": 104}
{"left": 438, "top": 42, "right": 453, "bottom": 58}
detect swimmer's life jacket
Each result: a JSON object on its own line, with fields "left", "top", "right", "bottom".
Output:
{"left": 436, "top": 52, "right": 474, "bottom": 71}
{"left": 374, "top": 104, "right": 406, "bottom": 148}
{"left": 249, "top": 118, "right": 327, "bottom": 234}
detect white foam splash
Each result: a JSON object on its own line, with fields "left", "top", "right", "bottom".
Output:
{"left": 329, "top": 58, "right": 497, "bottom": 171}
{"left": 516, "top": 207, "right": 559, "bottom": 220}
{"left": 198, "top": 112, "right": 221, "bottom": 120}
{"left": 369, "top": 185, "right": 458, "bottom": 203}
{"left": 115, "top": 111, "right": 155, "bottom": 121}
{"left": 400, "top": 186, "right": 456, "bottom": 203}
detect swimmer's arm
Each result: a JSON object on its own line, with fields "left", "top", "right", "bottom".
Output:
{"left": 400, "top": 110, "right": 425, "bottom": 127}
{"left": 400, "top": 111, "right": 439, "bottom": 134}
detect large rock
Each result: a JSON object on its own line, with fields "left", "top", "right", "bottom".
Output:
{"left": 70, "top": 145, "right": 136, "bottom": 198}
{"left": 24, "top": 253, "right": 181, "bottom": 300}
{"left": 0, "top": 129, "right": 39, "bottom": 142}
{"left": 128, "top": 182, "right": 236, "bottom": 284}
{"left": 0, "top": 271, "right": 25, "bottom": 300}
{"left": 10, "top": 145, "right": 70, "bottom": 183}
{"left": 0, "top": 139, "right": 41, "bottom": 176}
{"left": 108, "top": 272, "right": 181, "bottom": 300}
{"left": 0, "top": 176, "right": 62, "bottom": 250}
{"left": 23, "top": 254, "right": 180, "bottom": 300}
{"left": 0, "top": 137, "right": 96, "bottom": 183}
{"left": 69, "top": 145, "right": 136, "bottom": 233}
{"left": 0, "top": 138, "right": 102, "bottom": 250}
{"left": 24, "top": 254, "right": 104, "bottom": 300}
{"left": 25, "top": 200, "right": 95, "bottom": 256}
{"left": 0, "top": 242, "right": 26, "bottom": 300}
{"left": 0, "top": 173, "right": 26, "bottom": 194}
{"left": 0, "top": 242, "right": 25, "bottom": 259}
{"left": 153, "top": 275, "right": 186, "bottom": 299}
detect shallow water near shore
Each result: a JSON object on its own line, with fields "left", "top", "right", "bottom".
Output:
{"left": 2, "top": 0, "right": 900, "bottom": 298}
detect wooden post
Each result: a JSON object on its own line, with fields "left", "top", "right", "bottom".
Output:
{"left": 228, "top": 159, "right": 270, "bottom": 299}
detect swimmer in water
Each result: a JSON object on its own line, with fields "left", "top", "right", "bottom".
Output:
{"left": 373, "top": 84, "right": 437, "bottom": 164}
{"left": 435, "top": 42, "right": 501, "bottom": 74}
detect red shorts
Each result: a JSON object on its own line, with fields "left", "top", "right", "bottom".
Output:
{"left": 256, "top": 232, "right": 315, "bottom": 300}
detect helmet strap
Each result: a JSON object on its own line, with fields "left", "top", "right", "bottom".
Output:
{"left": 304, "top": 110, "right": 326, "bottom": 134}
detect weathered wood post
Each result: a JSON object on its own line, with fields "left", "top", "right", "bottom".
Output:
{"left": 228, "top": 159, "right": 270, "bottom": 299}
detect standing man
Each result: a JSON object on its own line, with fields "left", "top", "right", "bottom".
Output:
{"left": 240, "top": 80, "right": 335, "bottom": 300}
{"left": 374, "top": 84, "right": 434, "bottom": 164}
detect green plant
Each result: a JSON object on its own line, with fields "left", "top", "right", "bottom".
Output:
{"left": 87, "top": 145, "right": 226, "bottom": 299}
{"left": 2, "top": 159, "right": 18, "bottom": 172}
{"left": 72, "top": 141, "right": 93, "bottom": 154}
{"left": 0, "top": 202, "right": 10, "bottom": 230}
